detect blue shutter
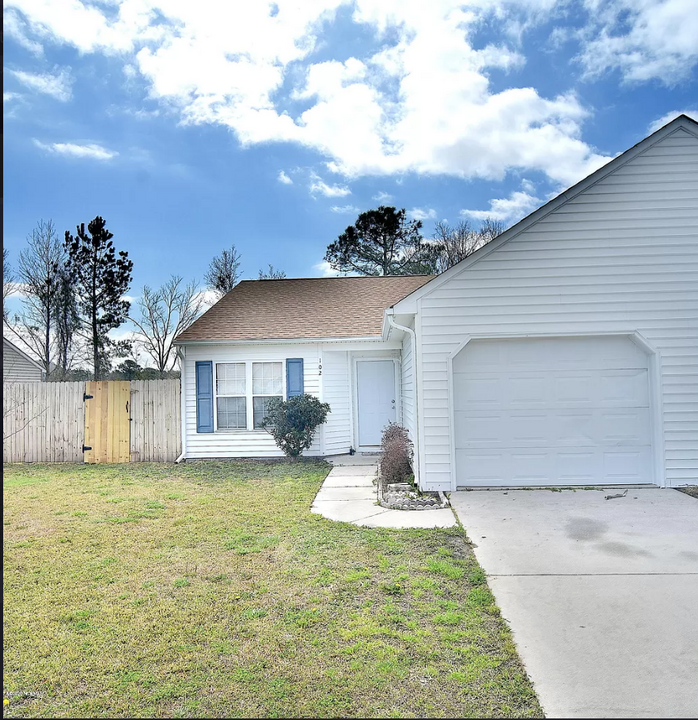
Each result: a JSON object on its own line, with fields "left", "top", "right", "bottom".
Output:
{"left": 286, "top": 358, "right": 304, "bottom": 398}
{"left": 195, "top": 361, "right": 214, "bottom": 433}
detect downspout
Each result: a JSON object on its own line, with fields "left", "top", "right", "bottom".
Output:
{"left": 175, "top": 345, "right": 187, "bottom": 463}
{"left": 386, "top": 311, "right": 420, "bottom": 489}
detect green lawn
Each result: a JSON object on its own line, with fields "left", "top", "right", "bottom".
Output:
{"left": 3, "top": 461, "right": 542, "bottom": 718}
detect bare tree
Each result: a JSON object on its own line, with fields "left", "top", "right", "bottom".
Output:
{"left": 3, "top": 247, "right": 16, "bottom": 320}
{"left": 429, "top": 218, "right": 504, "bottom": 273}
{"left": 7, "top": 220, "right": 67, "bottom": 375}
{"left": 258, "top": 264, "right": 286, "bottom": 279}
{"left": 130, "top": 275, "right": 203, "bottom": 377}
{"left": 205, "top": 245, "right": 242, "bottom": 298}
{"left": 52, "top": 263, "right": 80, "bottom": 378}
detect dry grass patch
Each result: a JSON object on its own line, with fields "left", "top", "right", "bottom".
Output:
{"left": 3, "top": 461, "right": 542, "bottom": 718}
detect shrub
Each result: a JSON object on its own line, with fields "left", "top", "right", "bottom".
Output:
{"left": 379, "top": 422, "right": 414, "bottom": 487}
{"left": 261, "top": 394, "right": 331, "bottom": 459}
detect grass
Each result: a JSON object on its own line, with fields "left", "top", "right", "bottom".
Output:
{"left": 3, "top": 461, "right": 542, "bottom": 718}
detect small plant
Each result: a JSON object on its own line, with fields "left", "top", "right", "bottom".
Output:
{"left": 379, "top": 422, "right": 414, "bottom": 489}
{"left": 261, "top": 394, "right": 330, "bottom": 460}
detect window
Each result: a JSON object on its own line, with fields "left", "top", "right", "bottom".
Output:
{"left": 214, "top": 361, "right": 284, "bottom": 430}
{"left": 252, "top": 362, "right": 283, "bottom": 428}
{"left": 216, "top": 363, "right": 246, "bottom": 429}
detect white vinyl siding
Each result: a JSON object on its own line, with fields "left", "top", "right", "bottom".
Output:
{"left": 401, "top": 327, "right": 416, "bottom": 442}
{"left": 323, "top": 350, "right": 352, "bottom": 455}
{"left": 185, "top": 345, "right": 322, "bottom": 458}
{"left": 182, "top": 339, "right": 402, "bottom": 459}
{"left": 415, "top": 127, "right": 698, "bottom": 490}
{"left": 3, "top": 340, "right": 44, "bottom": 382}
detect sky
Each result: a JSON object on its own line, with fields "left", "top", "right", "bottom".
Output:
{"left": 3, "top": 0, "right": 698, "bottom": 304}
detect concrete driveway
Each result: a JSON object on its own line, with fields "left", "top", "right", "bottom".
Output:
{"left": 450, "top": 488, "right": 698, "bottom": 718}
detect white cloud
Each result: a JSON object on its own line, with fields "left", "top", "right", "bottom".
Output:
{"left": 7, "top": 282, "right": 30, "bottom": 299}
{"left": 578, "top": 0, "right": 698, "bottom": 84}
{"left": 33, "top": 139, "right": 118, "bottom": 160}
{"left": 313, "top": 260, "right": 340, "bottom": 277}
{"left": 3, "top": 0, "right": 635, "bottom": 186}
{"left": 192, "top": 288, "right": 219, "bottom": 310}
{"left": 9, "top": 67, "right": 73, "bottom": 101}
{"left": 309, "top": 173, "right": 351, "bottom": 197}
{"left": 373, "top": 191, "right": 393, "bottom": 203}
{"left": 3, "top": 91, "right": 22, "bottom": 102}
{"left": 408, "top": 207, "right": 437, "bottom": 221}
{"left": 330, "top": 204, "right": 360, "bottom": 214}
{"left": 647, "top": 109, "right": 698, "bottom": 134}
{"left": 462, "top": 188, "right": 542, "bottom": 225}
{"left": 277, "top": 170, "right": 293, "bottom": 185}
{"left": 3, "top": 8, "right": 43, "bottom": 55}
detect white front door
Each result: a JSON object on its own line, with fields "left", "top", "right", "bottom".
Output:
{"left": 357, "top": 360, "right": 397, "bottom": 448}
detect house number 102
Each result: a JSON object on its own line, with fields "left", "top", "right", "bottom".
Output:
{"left": 318, "top": 361, "right": 322, "bottom": 376}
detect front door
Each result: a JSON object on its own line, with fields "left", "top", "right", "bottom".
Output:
{"left": 356, "top": 360, "right": 396, "bottom": 448}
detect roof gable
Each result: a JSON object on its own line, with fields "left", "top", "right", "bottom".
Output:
{"left": 3, "top": 337, "right": 45, "bottom": 372}
{"left": 391, "top": 114, "right": 698, "bottom": 314}
{"left": 176, "top": 275, "right": 434, "bottom": 343}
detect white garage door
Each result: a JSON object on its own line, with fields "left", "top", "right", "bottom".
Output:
{"left": 453, "top": 336, "right": 653, "bottom": 487}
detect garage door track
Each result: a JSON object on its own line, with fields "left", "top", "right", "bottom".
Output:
{"left": 451, "top": 488, "right": 698, "bottom": 718}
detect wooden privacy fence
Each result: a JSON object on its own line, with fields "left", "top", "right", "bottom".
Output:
{"left": 3, "top": 379, "right": 181, "bottom": 464}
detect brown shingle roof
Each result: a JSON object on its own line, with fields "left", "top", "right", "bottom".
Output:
{"left": 175, "top": 275, "right": 434, "bottom": 342}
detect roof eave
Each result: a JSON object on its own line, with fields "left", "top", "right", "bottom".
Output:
{"left": 174, "top": 334, "right": 386, "bottom": 346}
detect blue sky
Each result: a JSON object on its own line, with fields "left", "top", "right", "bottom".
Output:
{"left": 3, "top": 0, "right": 697, "bottom": 304}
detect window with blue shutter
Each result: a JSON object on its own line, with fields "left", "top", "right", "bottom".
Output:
{"left": 195, "top": 361, "right": 214, "bottom": 432}
{"left": 286, "top": 358, "right": 304, "bottom": 399}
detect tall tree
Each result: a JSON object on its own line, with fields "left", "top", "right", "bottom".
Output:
{"left": 205, "top": 245, "right": 242, "bottom": 297}
{"left": 429, "top": 218, "right": 503, "bottom": 273}
{"left": 9, "top": 220, "right": 65, "bottom": 374}
{"left": 52, "top": 263, "right": 80, "bottom": 378}
{"left": 65, "top": 216, "right": 133, "bottom": 380}
{"left": 258, "top": 264, "right": 286, "bottom": 280}
{"left": 130, "top": 275, "right": 203, "bottom": 377}
{"left": 3, "top": 247, "right": 15, "bottom": 320}
{"left": 324, "top": 206, "right": 430, "bottom": 275}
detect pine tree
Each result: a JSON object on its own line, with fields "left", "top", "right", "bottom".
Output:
{"left": 64, "top": 216, "right": 133, "bottom": 380}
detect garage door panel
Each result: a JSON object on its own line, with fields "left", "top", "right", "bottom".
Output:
{"left": 510, "top": 376, "right": 548, "bottom": 404}
{"left": 457, "top": 446, "right": 652, "bottom": 485}
{"left": 454, "top": 370, "right": 649, "bottom": 409}
{"left": 599, "top": 370, "right": 649, "bottom": 404}
{"left": 453, "top": 337, "right": 654, "bottom": 486}
{"left": 456, "top": 408, "right": 650, "bottom": 448}
{"left": 453, "top": 336, "right": 649, "bottom": 374}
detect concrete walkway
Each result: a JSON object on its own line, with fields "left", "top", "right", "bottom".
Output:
{"left": 312, "top": 458, "right": 456, "bottom": 528}
{"left": 451, "top": 488, "right": 698, "bottom": 718}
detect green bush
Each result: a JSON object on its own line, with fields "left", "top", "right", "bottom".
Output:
{"left": 261, "top": 394, "right": 331, "bottom": 459}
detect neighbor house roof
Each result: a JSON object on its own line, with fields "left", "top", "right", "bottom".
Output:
{"left": 175, "top": 275, "right": 434, "bottom": 342}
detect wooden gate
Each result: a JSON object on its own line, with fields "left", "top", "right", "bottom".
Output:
{"left": 84, "top": 381, "right": 131, "bottom": 463}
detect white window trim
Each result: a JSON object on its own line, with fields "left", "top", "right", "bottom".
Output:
{"left": 252, "top": 362, "right": 285, "bottom": 429}
{"left": 215, "top": 362, "right": 247, "bottom": 431}
{"left": 214, "top": 360, "right": 286, "bottom": 432}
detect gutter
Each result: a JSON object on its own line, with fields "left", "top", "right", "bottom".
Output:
{"left": 173, "top": 335, "right": 386, "bottom": 346}
{"left": 385, "top": 310, "right": 420, "bottom": 489}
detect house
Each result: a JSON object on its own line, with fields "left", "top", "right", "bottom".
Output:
{"left": 2, "top": 337, "right": 45, "bottom": 382}
{"left": 175, "top": 114, "right": 697, "bottom": 489}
